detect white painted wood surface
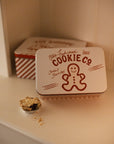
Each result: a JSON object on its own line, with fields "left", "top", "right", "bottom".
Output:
{"left": 0, "top": 1, "right": 11, "bottom": 76}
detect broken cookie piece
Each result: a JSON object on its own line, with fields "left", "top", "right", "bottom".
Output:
{"left": 20, "top": 96, "right": 41, "bottom": 111}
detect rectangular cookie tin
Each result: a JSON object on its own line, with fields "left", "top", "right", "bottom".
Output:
{"left": 36, "top": 47, "right": 107, "bottom": 95}
{"left": 14, "top": 37, "right": 86, "bottom": 80}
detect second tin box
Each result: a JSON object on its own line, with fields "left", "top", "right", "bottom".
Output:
{"left": 14, "top": 37, "right": 86, "bottom": 80}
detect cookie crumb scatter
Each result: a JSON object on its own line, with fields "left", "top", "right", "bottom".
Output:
{"left": 20, "top": 97, "right": 45, "bottom": 126}
{"left": 39, "top": 122, "right": 44, "bottom": 126}
{"left": 38, "top": 117, "right": 43, "bottom": 123}
{"left": 33, "top": 116, "right": 37, "bottom": 120}
{"left": 38, "top": 117, "right": 44, "bottom": 126}
{"left": 20, "top": 96, "right": 41, "bottom": 111}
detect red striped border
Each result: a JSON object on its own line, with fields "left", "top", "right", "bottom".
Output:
{"left": 88, "top": 64, "right": 104, "bottom": 71}
{"left": 15, "top": 53, "right": 35, "bottom": 59}
{"left": 16, "top": 59, "right": 34, "bottom": 73}
{"left": 18, "top": 63, "right": 35, "bottom": 77}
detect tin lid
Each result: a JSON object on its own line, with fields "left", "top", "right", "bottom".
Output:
{"left": 14, "top": 37, "right": 86, "bottom": 57}
{"left": 36, "top": 47, "right": 107, "bottom": 95}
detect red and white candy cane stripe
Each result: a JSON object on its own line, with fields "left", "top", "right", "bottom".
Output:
{"left": 42, "top": 83, "right": 58, "bottom": 90}
{"left": 15, "top": 57, "right": 35, "bottom": 80}
{"left": 88, "top": 64, "right": 104, "bottom": 71}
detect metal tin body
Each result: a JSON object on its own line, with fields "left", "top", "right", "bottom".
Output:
{"left": 36, "top": 47, "right": 107, "bottom": 95}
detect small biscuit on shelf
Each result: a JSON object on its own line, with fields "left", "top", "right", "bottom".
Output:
{"left": 20, "top": 96, "right": 41, "bottom": 111}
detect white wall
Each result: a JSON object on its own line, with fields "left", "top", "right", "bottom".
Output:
{"left": 40, "top": 0, "right": 98, "bottom": 41}
{"left": 5, "top": 0, "right": 40, "bottom": 50}
{"left": 40, "top": 0, "right": 114, "bottom": 71}
{"left": 0, "top": 0, "right": 114, "bottom": 77}
{"left": 94, "top": 0, "right": 114, "bottom": 71}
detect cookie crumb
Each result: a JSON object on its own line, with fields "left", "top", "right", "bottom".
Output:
{"left": 38, "top": 117, "right": 44, "bottom": 126}
{"left": 20, "top": 96, "right": 41, "bottom": 111}
{"left": 38, "top": 117, "right": 43, "bottom": 123}
{"left": 39, "top": 122, "right": 44, "bottom": 126}
{"left": 33, "top": 116, "right": 37, "bottom": 119}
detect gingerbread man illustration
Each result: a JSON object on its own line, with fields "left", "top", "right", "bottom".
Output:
{"left": 62, "top": 63, "right": 87, "bottom": 91}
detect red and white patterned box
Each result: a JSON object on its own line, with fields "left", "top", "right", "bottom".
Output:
{"left": 14, "top": 37, "right": 87, "bottom": 80}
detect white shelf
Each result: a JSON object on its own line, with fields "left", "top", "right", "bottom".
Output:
{"left": 0, "top": 1, "right": 114, "bottom": 143}
{"left": 0, "top": 70, "right": 114, "bottom": 144}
